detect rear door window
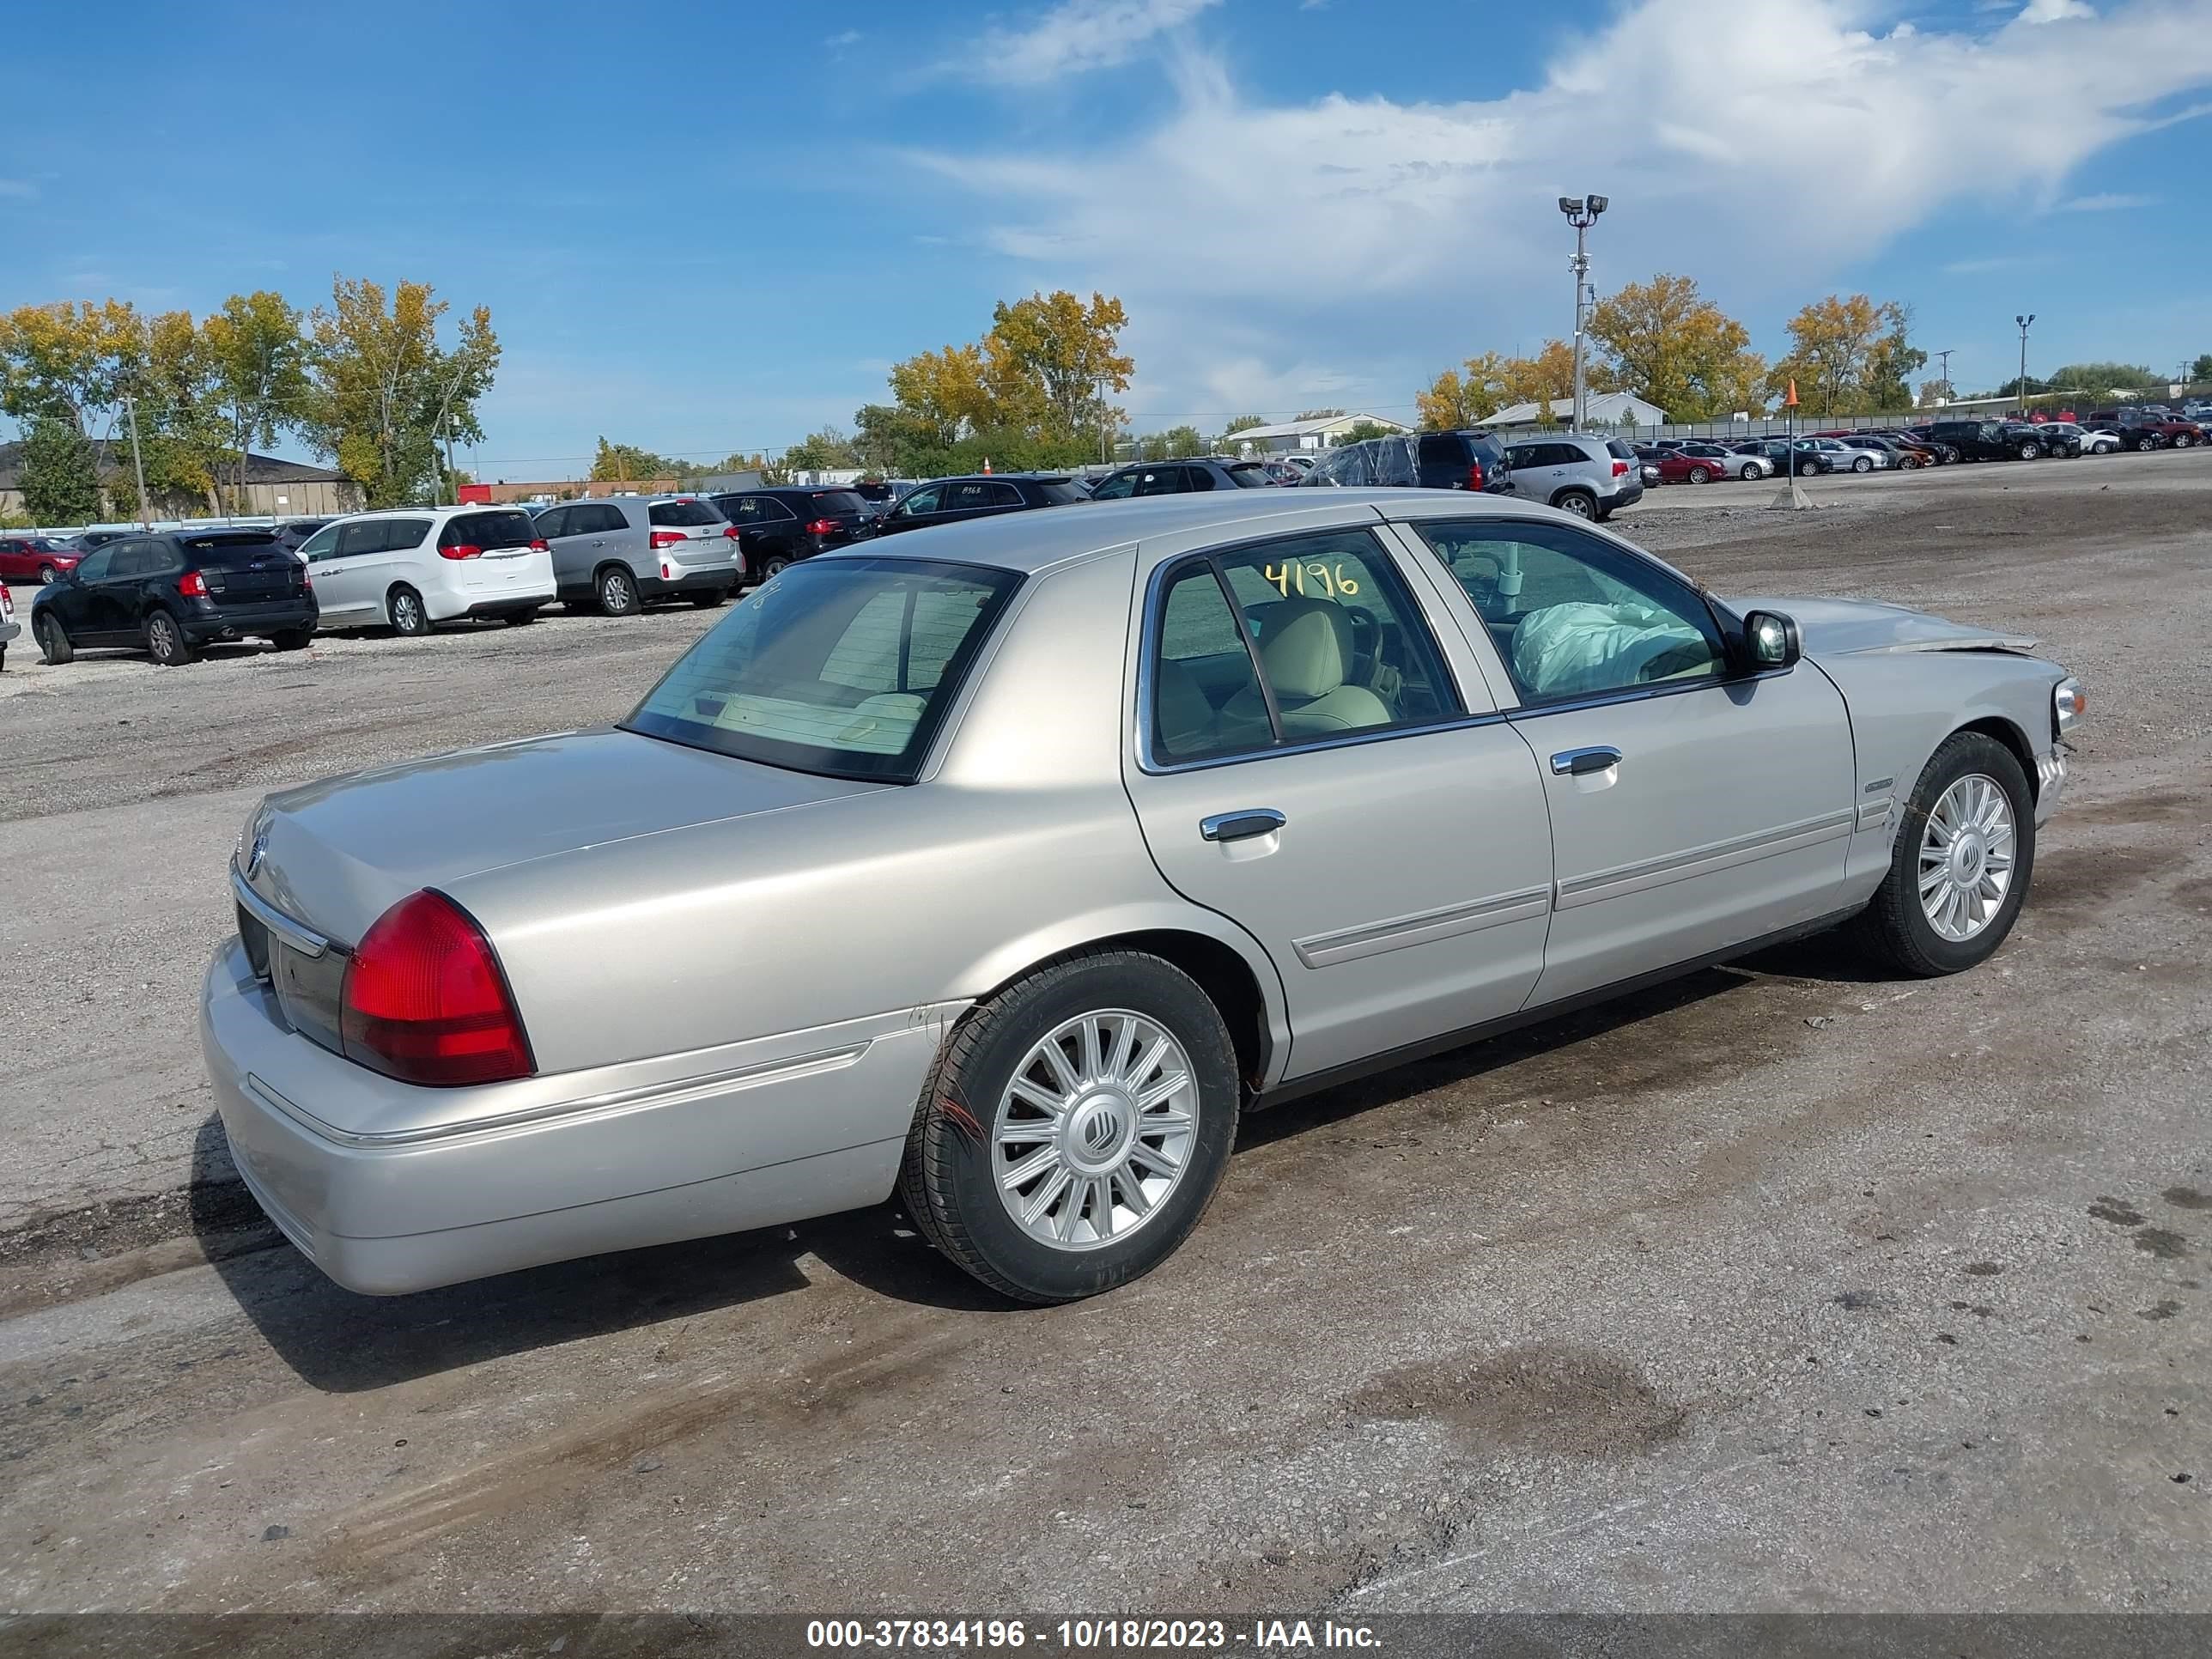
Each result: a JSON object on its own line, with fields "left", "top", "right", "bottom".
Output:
{"left": 1033, "top": 479, "right": 1086, "bottom": 504}
{"left": 336, "top": 520, "right": 386, "bottom": 557}
{"left": 535, "top": 507, "right": 571, "bottom": 539}
{"left": 944, "top": 481, "right": 996, "bottom": 512}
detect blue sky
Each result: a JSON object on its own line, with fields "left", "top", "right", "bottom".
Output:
{"left": 3, "top": 0, "right": 2210, "bottom": 477}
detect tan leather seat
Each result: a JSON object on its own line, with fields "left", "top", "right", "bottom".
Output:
{"left": 1222, "top": 599, "right": 1392, "bottom": 740}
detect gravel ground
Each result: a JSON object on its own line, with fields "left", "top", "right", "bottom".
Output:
{"left": 1, "top": 452, "right": 2207, "bottom": 1616}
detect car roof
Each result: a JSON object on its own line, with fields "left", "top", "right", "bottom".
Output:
{"left": 816, "top": 488, "right": 1534, "bottom": 577}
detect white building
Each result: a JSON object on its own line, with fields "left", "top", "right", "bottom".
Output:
{"left": 1226, "top": 412, "right": 1411, "bottom": 454}
{"left": 1483, "top": 391, "right": 1668, "bottom": 430}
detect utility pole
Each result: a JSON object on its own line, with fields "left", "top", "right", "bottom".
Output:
{"left": 443, "top": 418, "right": 459, "bottom": 504}
{"left": 2014, "top": 314, "right": 2035, "bottom": 416}
{"left": 1935, "top": 349, "right": 1954, "bottom": 406}
{"left": 124, "top": 394, "right": 152, "bottom": 527}
{"left": 1559, "top": 195, "right": 1607, "bottom": 431}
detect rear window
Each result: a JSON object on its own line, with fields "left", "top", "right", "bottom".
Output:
{"left": 1032, "top": 480, "right": 1087, "bottom": 505}
{"left": 1607, "top": 440, "right": 1637, "bottom": 460}
{"left": 623, "top": 556, "right": 1023, "bottom": 782}
{"left": 648, "top": 498, "right": 725, "bottom": 528}
{"left": 801, "top": 491, "right": 869, "bottom": 518}
{"left": 180, "top": 532, "right": 287, "bottom": 566}
{"left": 442, "top": 510, "right": 537, "bottom": 550}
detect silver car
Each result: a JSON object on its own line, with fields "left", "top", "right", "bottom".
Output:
{"left": 204, "top": 491, "right": 2081, "bottom": 1303}
{"left": 534, "top": 495, "right": 740, "bottom": 615}
{"left": 1803, "top": 437, "right": 1892, "bottom": 473}
{"left": 1499, "top": 434, "right": 1645, "bottom": 520}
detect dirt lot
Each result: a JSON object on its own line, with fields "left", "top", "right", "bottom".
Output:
{"left": 2, "top": 453, "right": 2208, "bottom": 1616}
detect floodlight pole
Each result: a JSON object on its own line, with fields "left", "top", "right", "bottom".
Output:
{"left": 2015, "top": 314, "right": 2035, "bottom": 416}
{"left": 1560, "top": 194, "right": 1607, "bottom": 431}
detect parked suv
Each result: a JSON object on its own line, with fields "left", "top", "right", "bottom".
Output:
{"left": 1299, "top": 429, "right": 1513, "bottom": 493}
{"left": 874, "top": 473, "right": 1087, "bottom": 536}
{"left": 29, "top": 527, "right": 316, "bottom": 666}
{"left": 289, "top": 507, "right": 556, "bottom": 635}
{"left": 1086, "top": 457, "right": 1277, "bottom": 497}
{"left": 706, "top": 486, "right": 876, "bottom": 582}
{"left": 1498, "top": 434, "right": 1643, "bottom": 518}
{"left": 1923, "top": 420, "right": 2038, "bottom": 462}
{"left": 537, "top": 495, "right": 740, "bottom": 613}
{"left": 0, "top": 534, "right": 82, "bottom": 585}
{"left": 1999, "top": 421, "right": 2080, "bottom": 459}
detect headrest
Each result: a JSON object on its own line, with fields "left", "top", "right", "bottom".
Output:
{"left": 1256, "top": 599, "right": 1352, "bottom": 701}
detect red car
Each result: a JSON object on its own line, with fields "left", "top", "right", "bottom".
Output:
{"left": 0, "top": 536, "right": 82, "bottom": 585}
{"left": 1653, "top": 449, "right": 1729, "bottom": 483}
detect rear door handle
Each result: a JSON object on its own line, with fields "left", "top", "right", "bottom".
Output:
{"left": 1550, "top": 745, "right": 1622, "bottom": 776}
{"left": 1200, "top": 809, "right": 1286, "bottom": 843}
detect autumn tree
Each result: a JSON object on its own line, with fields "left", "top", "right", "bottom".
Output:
{"left": 1767, "top": 295, "right": 1915, "bottom": 416}
{"left": 1586, "top": 275, "right": 1766, "bottom": 422}
{"left": 1499, "top": 341, "right": 1577, "bottom": 422}
{"left": 16, "top": 415, "right": 101, "bottom": 523}
{"left": 982, "top": 290, "right": 1133, "bottom": 443}
{"left": 301, "top": 277, "right": 499, "bottom": 508}
{"left": 886, "top": 343, "right": 994, "bottom": 450}
{"left": 0, "top": 299, "right": 146, "bottom": 433}
{"left": 1415, "top": 353, "right": 1505, "bottom": 428}
{"left": 202, "top": 291, "right": 313, "bottom": 512}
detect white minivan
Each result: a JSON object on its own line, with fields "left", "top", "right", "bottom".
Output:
{"left": 292, "top": 507, "right": 557, "bottom": 635}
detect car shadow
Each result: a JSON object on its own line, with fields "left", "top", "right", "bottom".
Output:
{"left": 195, "top": 936, "right": 1902, "bottom": 1389}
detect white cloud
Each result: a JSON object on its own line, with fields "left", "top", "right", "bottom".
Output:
{"left": 0, "top": 179, "right": 38, "bottom": 200}
{"left": 957, "top": 0, "right": 1223, "bottom": 85}
{"left": 2058, "top": 191, "right": 2157, "bottom": 209}
{"left": 825, "top": 27, "right": 861, "bottom": 47}
{"left": 902, "top": 0, "right": 2212, "bottom": 416}
{"left": 2016, "top": 0, "right": 2094, "bottom": 21}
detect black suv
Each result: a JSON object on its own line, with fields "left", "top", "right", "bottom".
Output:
{"left": 874, "top": 473, "right": 1088, "bottom": 536}
{"left": 29, "top": 527, "right": 316, "bottom": 666}
{"left": 1923, "top": 420, "right": 2041, "bottom": 462}
{"left": 708, "top": 485, "right": 877, "bottom": 580}
{"left": 1085, "top": 457, "right": 1277, "bottom": 497}
{"left": 1299, "top": 429, "right": 1513, "bottom": 493}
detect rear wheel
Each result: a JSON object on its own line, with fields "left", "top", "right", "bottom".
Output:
{"left": 597, "top": 565, "right": 640, "bottom": 616}
{"left": 1850, "top": 732, "right": 2033, "bottom": 977}
{"left": 1553, "top": 489, "right": 1595, "bottom": 518}
{"left": 270, "top": 628, "right": 313, "bottom": 651}
{"left": 34, "top": 611, "right": 71, "bottom": 665}
{"left": 388, "top": 585, "right": 433, "bottom": 637}
{"left": 759, "top": 555, "right": 791, "bottom": 580}
{"left": 505, "top": 607, "right": 538, "bottom": 626}
{"left": 145, "top": 608, "right": 196, "bottom": 666}
{"left": 897, "top": 950, "right": 1240, "bottom": 1304}
{"left": 689, "top": 587, "right": 726, "bottom": 608}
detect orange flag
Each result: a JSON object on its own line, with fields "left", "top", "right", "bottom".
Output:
{"left": 1784, "top": 379, "right": 1800, "bottom": 407}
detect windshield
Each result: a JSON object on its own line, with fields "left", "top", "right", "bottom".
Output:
{"left": 623, "top": 556, "right": 1023, "bottom": 781}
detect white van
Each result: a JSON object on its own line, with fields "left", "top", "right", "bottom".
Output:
{"left": 293, "top": 507, "right": 557, "bottom": 635}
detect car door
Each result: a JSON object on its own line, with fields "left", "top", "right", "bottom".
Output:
{"left": 46, "top": 544, "right": 112, "bottom": 639}
{"left": 310, "top": 519, "right": 391, "bottom": 623}
{"left": 1121, "top": 516, "right": 1556, "bottom": 1080}
{"left": 1506, "top": 442, "right": 1569, "bottom": 501}
{"left": 877, "top": 483, "right": 943, "bottom": 535}
{"left": 935, "top": 480, "right": 1002, "bottom": 525}
{"left": 293, "top": 522, "right": 347, "bottom": 616}
{"left": 78, "top": 540, "right": 146, "bottom": 641}
{"left": 1399, "top": 514, "right": 1856, "bottom": 1005}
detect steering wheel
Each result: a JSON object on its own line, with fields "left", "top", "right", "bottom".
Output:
{"left": 1344, "top": 605, "right": 1382, "bottom": 685}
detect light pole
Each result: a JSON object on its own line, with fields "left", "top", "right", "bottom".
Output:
{"left": 1559, "top": 194, "right": 1607, "bottom": 431}
{"left": 1935, "top": 349, "right": 1954, "bottom": 406}
{"left": 2014, "top": 314, "right": 2035, "bottom": 416}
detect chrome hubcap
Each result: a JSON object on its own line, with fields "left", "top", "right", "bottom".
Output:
{"left": 1919, "top": 773, "right": 2016, "bottom": 942}
{"left": 605, "top": 574, "right": 630, "bottom": 609}
{"left": 993, "top": 1010, "right": 1197, "bottom": 1251}
{"left": 395, "top": 596, "right": 420, "bottom": 629}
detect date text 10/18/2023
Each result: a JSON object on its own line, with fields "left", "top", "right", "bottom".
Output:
{"left": 805, "top": 1618, "right": 1382, "bottom": 1650}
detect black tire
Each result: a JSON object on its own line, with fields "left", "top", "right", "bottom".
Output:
{"left": 2136, "top": 436, "right": 2159, "bottom": 453}
{"left": 38, "top": 563, "right": 58, "bottom": 585}
{"left": 34, "top": 611, "right": 72, "bottom": 665}
{"left": 2175, "top": 433, "right": 2195, "bottom": 449}
{"left": 2016, "top": 441, "right": 2039, "bottom": 461}
{"left": 388, "top": 585, "right": 433, "bottom": 636}
{"left": 270, "top": 628, "right": 313, "bottom": 651}
{"left": 1853, "top": 455, "right": 1875, "bottom": 472}
{"left": 597, "top": 565, "right": 640, "bottom": 616}
{"left": 759, "top": 555, "right": 791, "bottom": 581}
{"left": 145, "top": 608, "right": 196, "bottom": 666}
{"left": 1553, "top": 489, "right": 1596, "bottom": 519}
{"left": 505, "top": 607, "right": 538, "bottom": 626}
{"left": 1849, "top": 731, "right": 2035, "bottom": 978}
{"left": 1740, "top": 463, "right": 1762, "bottom": 481}
{"left": 896, "top": 950, "right": 1241, "bottom": 1304}
{"left": 689, "top": 587, "right": 726, "bottom": 608}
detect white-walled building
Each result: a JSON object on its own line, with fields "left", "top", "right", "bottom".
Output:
{"left": 1483, "top": 392, "right": 1668, "bottom": 429}
{"left": 1226, "top": 412, "right": 1411, "bottom": 454}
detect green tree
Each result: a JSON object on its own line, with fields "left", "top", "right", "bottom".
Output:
{"left": 2192, "top": 352, "right": 2212, "bottom": 383}
{"left": 1587, "top": 274, "right": 1766, "bottom": 422}
{"left": 301, "top": 277, "right": 499, "bottom": 508}
{"left": 1295, "top": 406, "right": 1346, "bottom": 420}
{"left": 1330, "top": 419, "right": 1395, "bottom": 446}
{"left": 17, "top": 415, "right": 102, "bottom": 523}
{"left": 982, "top": 290, "right": 1133, "bottom": 444}
{"left": 782, "top": 426, "right": 863, "bottom": 473}
{"left": 2043, "top": 361, "right": 2156, "bottom": 396}
{"left": 0, "top": 299, "right": 146, "bottom": 432}
{"left": 590, "top": 437, "right": 681, "bottom": 482}
{"left": 1220, "top": 414, "right": 1267, "bottom": 439}
{"left": 202, "top": 290, "right": 312, "bottom": 512}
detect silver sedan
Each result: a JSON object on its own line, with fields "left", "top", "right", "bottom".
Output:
{"left": 204, "top": 491, "right": 2082, "bottom": 1303}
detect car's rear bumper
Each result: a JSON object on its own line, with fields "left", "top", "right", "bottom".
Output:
{"left": 182, "top": 600, "right": 317, "bottom": 642}
{"left": 0, "top": 619, "right": 18, "bottom": 645}
{"left": 200, "top": 938, "right": 955, "bottom": 1295}
{"left": 640, "top": 567, "right": 737, "bottom": 600}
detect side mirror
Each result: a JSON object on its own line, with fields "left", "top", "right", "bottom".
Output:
{"left": 1742, "top": 609, "right": 1802, "bottom": 672}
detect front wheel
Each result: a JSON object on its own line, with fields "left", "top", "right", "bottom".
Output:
{"left": 1686, "top": 465, "right": 1712, "bottom": 483}
{"left": 2175, "top": 433, "right": 2195, "bottom": 449}
{"left": 896, "top": 951, "right": 1241, "bottom": 1304}
{"left": 759, "top": 555, "right": 791, "bottom": 581}
{"left": 2136, "top": 436, "right": 2159, "bottom": 453}
{"left": 38, "top": 564, "right": 58, "bottom": 585}
{"left": 1853, "top": 455, "right": 1875, "bottom": 472}
{"left": 1849, "top": 731, "right": 2034, "bottom": 977}
{"left": 34, "top": 611, "right": 72, "bottom": 665}
{"left": 145, "top": 609, "right": 196, "bottom": 666}
{"left": 1740, "top": 463, "right": 1763, "bottom": 481}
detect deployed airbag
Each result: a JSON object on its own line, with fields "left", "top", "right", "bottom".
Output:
{"left": 1512, "top": 602, "right": 1705, "bottom": 698}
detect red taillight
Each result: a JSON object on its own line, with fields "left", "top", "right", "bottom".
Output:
{"left": 441, "top": 543, "right": 483, "bottom": 561}
{"left": 177, "top": 568, "right": 208, "bottom": 598}
{"left": 805, "top": 518, "right": 837, "bottom": 536}
{"left": 527, "top": 538, "right": 549, "bottom": 553}
{"left": 724, "top": 525, "right": 741, "bottom": 540}
{"left": 649, "top": 530, "right": 687, "bottom": 550}
{"left": 1612, "top": 459, "right": 1630, "bottom": 477}
{"left": 340, "top": 890, "right": 533, "bottom": 1087}
{"left": 1466, "top": 460, "right": 1486, "bottom": 491}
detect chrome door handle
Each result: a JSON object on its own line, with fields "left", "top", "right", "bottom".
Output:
{"left": 1200, "top": 808, "right": 1285, "bottom": 843}
{"left": 1551, "top": 745, "right": 1622, "bottom": 776}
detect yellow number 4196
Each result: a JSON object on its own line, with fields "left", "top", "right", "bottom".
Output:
{"left": 1263, "top": 562, "right": 1360, "bottom": 598}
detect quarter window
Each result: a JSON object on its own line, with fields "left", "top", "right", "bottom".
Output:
{"left": 1148, "top": 529, "right": 1462, "bottom": 765}
{"left": 1413, "top": 520, "right": 1727, "bottom": 705}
